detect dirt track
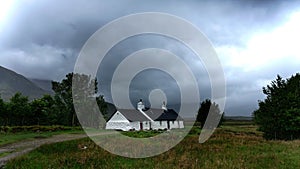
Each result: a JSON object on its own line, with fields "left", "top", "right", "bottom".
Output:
{"left": 0, "top": 133, "right": 88, "bottom": 167}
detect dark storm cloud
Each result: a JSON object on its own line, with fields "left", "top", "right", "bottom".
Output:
{"left": 0, "top": 0, "right": 300, "bottom": 116}
{"left": 96, "top": 34, "right": 212, "bottom": 110}
{"left": 1, "top": 0, "right": 128, "bottom": 49}
{"left": 1, "top": 0, "right": 298, "bottom": 49}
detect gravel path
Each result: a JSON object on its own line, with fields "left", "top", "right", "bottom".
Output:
{"left": 0, "top": 133, "right": 88, "bottom": 167}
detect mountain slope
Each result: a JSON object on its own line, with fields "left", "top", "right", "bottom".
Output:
{"left": 0, "top": 66, "right": 49, "bottom": 101}
{"left": 29, "top": 78, "right": 54, "bottom": 93}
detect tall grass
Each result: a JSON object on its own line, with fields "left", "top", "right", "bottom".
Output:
{"left": 0, "top": 126, "right": 83, "bottom": 146}
{"left": 5, "top": 124, "right": 300, "bottom": 169}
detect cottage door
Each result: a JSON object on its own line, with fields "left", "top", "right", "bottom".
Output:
{"left": 140, "top": 122, "right": 143, "bottom": 130}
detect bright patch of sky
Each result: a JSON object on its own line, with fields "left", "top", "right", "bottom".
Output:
{"left": 0, "top": 0, "right": 16, "bottom": 32}
{"left": 218, "top": 11, "right": 300, "bottom": 72}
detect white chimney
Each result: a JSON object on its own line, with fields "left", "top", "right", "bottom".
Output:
{"left": 137, "top": 99, "right": 145, "bottom": 110}
{"left": 162, "top": 101, "right": 167, "bottom": 110}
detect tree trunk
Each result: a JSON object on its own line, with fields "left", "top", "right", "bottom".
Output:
{"left": 72, "top": 113, "right": 75, "bottom": 126}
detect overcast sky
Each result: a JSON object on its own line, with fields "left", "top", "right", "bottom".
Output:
{"left": 0, "top": 0, "right": 300, "bottom": 116}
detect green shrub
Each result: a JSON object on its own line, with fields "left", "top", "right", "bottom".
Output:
{"left": 254, "top": 74, "right": 300, "bottom": 140}
{"left": 0, "top": 125, "right": 82, "bottom": 133}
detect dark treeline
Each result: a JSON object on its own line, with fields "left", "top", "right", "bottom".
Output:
{"left": 254, "top": 73, "right": 300, "bottom": 140}
{"left": 0, "top": 73, "right": 107, "bottom": 128}
{"left": 196, "top": 99, "right": 224, "bottom": 128}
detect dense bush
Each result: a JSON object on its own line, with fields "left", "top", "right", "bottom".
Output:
{"left": 0, "top": 125, "right": 82, "bottom": 133}
{"left": 254, "top": 73, "right": 300, "bottom": 140}
{"left": 0, "top": 73, "right": 107, "bottom": 128}
{"left": 196, "top": 99, "right": 224, "bottom": 128}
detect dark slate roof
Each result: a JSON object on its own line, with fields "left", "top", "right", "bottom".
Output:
{"left": 160, "top": 109, "right": 184, "bottom": 121}
{"left": 144, "top": 109, "right": 183, "bottom": 121}
{"left": 143, "top": 108, "right": 165, "bottom": 120}
{"left": 108, "top": 108, "right": 183, "bottom": 122}
{"left": 116, "top": 109, "right": 150, "bottom": 122}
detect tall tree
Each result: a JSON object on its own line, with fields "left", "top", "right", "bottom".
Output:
{"left": 7, "top": 93, "right": 31, "bottom": 126}
{"left": 52, "top": 73, "right": 75, "bottom": 126}
{"left": 72, "top": 73, "right": 108, "bottom": 128}
{"left": 30, "top": 95, "right": 55, "bottom": 125}
{"left": 196, "top": 99, "right": 223, "bottom": 128}
{"left": 254, "top": 73, "right": 300, "bottom": 140}
{"left": 0, "top": 95, "right": 7, "bottom": 125}
{"left": 97, "top": 95, "right": 108, "bottom": 121}
{"left": 52, "top": 73, "right": 107, "bottom": 127}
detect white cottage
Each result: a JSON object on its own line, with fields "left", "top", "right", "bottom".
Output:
{"left": 105, "top": 100, "right": 184, "bottom": 131}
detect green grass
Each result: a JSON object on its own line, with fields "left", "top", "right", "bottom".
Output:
{"left": 0, "top": 129, "right": 84, "bottom": 146}
{"left": 4, "top": 124, "right": 300, "bottom": 169}
{"left": 121, "top": 130, "right": 165, "bottom": 138}
{"left": 0, "top": 151, "right": 13, "bottom": 158}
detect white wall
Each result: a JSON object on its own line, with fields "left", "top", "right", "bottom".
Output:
{"left": 152, "top": 121, "right": 168, "bottom": 130}
{"left": 151, "top": 121, "right": 160, "bottom": 130}
{"left": 130, "top": 122, "right": 141, "bottom": 131}
{"left": 142, "top": 121, "right": 151, "bottom": 130}
{"left": 106, "top": 121, "right": 131, "bottom": 131}
{"left": 179, "top": 121, "right": 184, "bottom": 128}
{"left": 169, "top": 121, "right": 179, "bottom": 129}
{"left": 106, "top": 111, "right": 131, "bottom": 131}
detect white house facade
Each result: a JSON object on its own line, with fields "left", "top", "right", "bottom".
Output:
{"left": 105, "top": 100, "right": 184, "bottom": 131}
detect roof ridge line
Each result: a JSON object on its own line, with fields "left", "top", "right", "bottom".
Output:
{"left": 138, "top": 108, "right": 154, "bottom": 122}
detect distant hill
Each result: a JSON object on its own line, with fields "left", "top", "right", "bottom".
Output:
{"left": 0, "top": 66, "right": 50, "bottom": 101}
{"left": 224, "top": 116, "right": 253, "bottom": 121}
{"left": 29, "top": 78, "right": 54, "bottom": 93}
{"left": 105, "top": 102, "right": 117, "bottom": 118}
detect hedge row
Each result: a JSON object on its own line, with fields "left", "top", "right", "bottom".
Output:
{"left": 0, "top": 125, "right": 82, "bottom": 133}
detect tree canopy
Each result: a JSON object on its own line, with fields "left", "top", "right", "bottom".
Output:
{"left": 30, "top": 95, "right": 56, "bottom": 125}
{"left": 0, "top": 72, "right": 107, "bottom": 128}
{"left": 254, "top": 73, "right": 300, "bottom": 140}
{"left": 0, "top": 96, "right": 7, "bottom": 125}
{"left": 196, "top": 99, "right": 223, "bottom": 128}
{"left": 7, "top": 93, "right": 31, "bottom": 126}
{"left": 52, "top": 73, "right": 107, "bottom": 128}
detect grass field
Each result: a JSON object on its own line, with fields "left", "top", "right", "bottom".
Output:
{"left": 4, "top": 122, "right": 300, "bottom": 169}
{"left": 0, "top": 128, "right": 84, "bottom": 146}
